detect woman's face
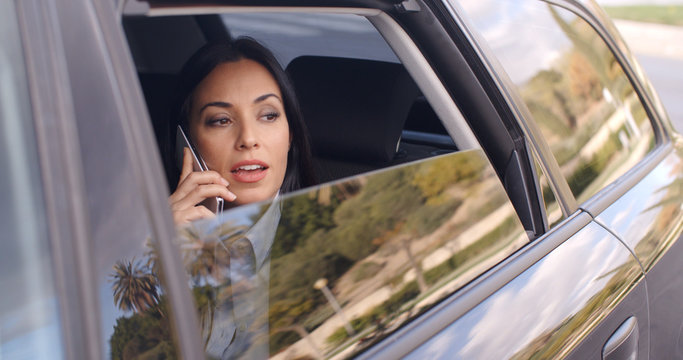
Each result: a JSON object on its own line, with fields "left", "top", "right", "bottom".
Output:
{"left": 189, "top": 59, "right": 290, "bottom": 207}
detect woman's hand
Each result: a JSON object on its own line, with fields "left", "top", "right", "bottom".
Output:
{"left": 169, "top": 148, "right": 236, "bottom": 225}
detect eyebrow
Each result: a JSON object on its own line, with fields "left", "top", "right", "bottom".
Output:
{"left": 198, "top": 93, "right": 282, "bottom": 114}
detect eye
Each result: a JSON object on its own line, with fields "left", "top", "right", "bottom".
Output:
{"left": 261, "top": 111, "right": 280, "bottom": 122}
{"left": 206, "top": 116, "right": 232, "bottom": 126}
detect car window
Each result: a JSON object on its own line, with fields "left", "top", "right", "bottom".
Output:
{"left": 177, "top": 148, "right": 527, "bottom": 358}
{"left": 460, "top": 0, "right": 656, "bottom": 206}
{"left": 0, "top": 1, "right": 64, "bottom": 357}
{"left": 121, "top": 7, "right": 532, "bottom": 358}
{"left": 127, "top": 12, "right": 456, "bottom": 189}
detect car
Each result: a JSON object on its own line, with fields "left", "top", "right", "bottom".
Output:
{"left": 2, "top": 0, "right": 682, "bottom": 359}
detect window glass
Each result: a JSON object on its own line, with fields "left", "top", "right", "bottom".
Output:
{"left": 460, "top": 0, "right": 655, "bottom": 204}
{"left": 221, "top": 12, "right": 399, "bottom": 66}
{"left": 178, "top": 149, "right": 527, "bottom": 358}
{"left": 125, "top": 9, "right": 527, "bottom": 358}
{"left": 0, "top": 1, "right": 64, "bottom": 358}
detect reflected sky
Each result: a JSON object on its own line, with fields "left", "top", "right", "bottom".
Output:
{"left": 460, "top": 0, "right": 573, "bottom": 84}
{"left": 406, "top": 222, "right": 636, "bottom": 359}
{"left": 595, "top": 152, "right": 683, "bottom": 264}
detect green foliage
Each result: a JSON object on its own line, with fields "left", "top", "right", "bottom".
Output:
{"left": 271, "top": 193, "right": 339, "bottom": 259}
{"left": 269, "top": 330, "right": 301, "bottom": 355}
{"left": 352, "top": 261, "right": 385, "bottom": 283}
{"left": 110, "top": 302, "right": 176, "bottom": 360}
{"left": 412, "top": 154, "right": 485, "bottom": 204}
{"left": 405, "top": 199, "right": 462, "bottom": 237}
{"left": 566, "top": 131, "right": 620, "bottom": 199}
{"left": 604, "top": 5, "right": 683, "bottom": 26}
{"left": 424, "top": 216, "right": 519, "bottom": 286}
{"left": 378, "top": 281, "right": 420, "bottom": 316}
{"left": 330, "top": 168, "right": 423, "bottom": 259}
{"left": 325, "top": 313, "right": 380, "bottom": 346}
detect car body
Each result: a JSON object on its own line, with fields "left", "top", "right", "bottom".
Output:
{"left": 2, "top": 0, "right": 682, "bottom": 359}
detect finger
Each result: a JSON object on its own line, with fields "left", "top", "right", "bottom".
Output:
{"left": 179, "top": 147, "right": 194, "bottom": 184}
{"left": 174, "top": 205, "right": 215, "bottom": 225}
{"left": 171, "top": 170, "right": 231, "bottom": 202}
{"left": 172, "top": 184, "right": 237, "bottom": 211}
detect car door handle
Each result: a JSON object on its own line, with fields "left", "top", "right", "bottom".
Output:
{"left": 603, "top": 317, "right": 638, "bottom": 360}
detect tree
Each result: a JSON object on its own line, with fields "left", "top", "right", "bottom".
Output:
{"left": 110, "top": 259, "right": 160, "bottom": 314}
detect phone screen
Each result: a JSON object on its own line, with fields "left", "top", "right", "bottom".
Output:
{"left": 176, "top": 125, "right": 225, "bottom": 213}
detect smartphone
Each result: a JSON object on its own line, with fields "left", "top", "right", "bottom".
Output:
{"left": 176, "top": 125, "right": 225, "bottom": 214}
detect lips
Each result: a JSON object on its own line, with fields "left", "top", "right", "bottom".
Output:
{"left": 230, "top": 160, "right": 269, "bottom": 183}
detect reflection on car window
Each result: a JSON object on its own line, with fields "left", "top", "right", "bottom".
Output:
{"left": 175, "top": 149, "right": 527, "bottom": 358}
{"left": 0, "top": 1, "right": 64, "bottom": 357}
{"left": 461, "top": 0, "right": 655, "bottom": 204}
{"left": 532, "top": 153, "right": 563, "bottom": 227}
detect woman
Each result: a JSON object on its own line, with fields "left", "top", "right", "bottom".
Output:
{"left": 169, "top": 38, "right": 315, "bottom": 225}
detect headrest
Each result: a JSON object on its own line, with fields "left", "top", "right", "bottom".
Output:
{"left": 287, "top": 56, "right": 420, "bottom": 164}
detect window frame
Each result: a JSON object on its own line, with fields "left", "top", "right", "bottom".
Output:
{"left": 14, "top": 1, "right": 97, "bottom": 359}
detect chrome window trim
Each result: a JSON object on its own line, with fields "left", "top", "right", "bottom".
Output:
{"left": 441, "top": 0, "right": 578, "bottom": 216}
{"left": 359, "top": 210, "right": 592, "bottom": 359}
{"left": 16, "top": 1, "right": 100, "bottom": 359}
{"left": 124, "top": 4, "right": 383, "bottom": 17}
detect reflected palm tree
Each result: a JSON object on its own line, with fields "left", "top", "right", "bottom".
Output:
{"left": 177, "top": 225, "right": 250, "bottom": 349}
{"left": 179, "top": 225, "right": 248, "bottom": 285}
{"left": 110, "top": 258, "right": 160, "bottom": 314}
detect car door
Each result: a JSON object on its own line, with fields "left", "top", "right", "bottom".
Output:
{"left": 359, "top": 0, "right": 657, "bottom": 358}
{"left": 112, "top": 0, "right": 658, "bottom": 358}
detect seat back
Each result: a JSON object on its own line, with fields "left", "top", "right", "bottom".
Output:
{"left": 287, "top": 56, "right": 421, "bottom": 182}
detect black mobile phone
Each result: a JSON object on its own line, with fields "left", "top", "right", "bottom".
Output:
{"left": 176, "top": 125, "right": 225, "bottom": 214}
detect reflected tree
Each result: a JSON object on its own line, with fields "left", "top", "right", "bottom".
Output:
{"left": 110, "top": 258, "right": 160, "bottom": 315}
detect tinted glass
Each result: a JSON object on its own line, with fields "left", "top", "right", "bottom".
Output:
{"left": 221, "top": 12, "right": 399, "bottom": 66}
{"left": 461, "top": 0, "right": 655, "bottom": 204}
{"left": 0, "top": 1, "right": 64, "bottom": 357}
{"left": 173, "top": 149, "right": 527, "bottom": 358}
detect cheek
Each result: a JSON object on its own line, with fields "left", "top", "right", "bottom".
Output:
{"left": 196, "top": 134, "right": 232, "bottom": 169}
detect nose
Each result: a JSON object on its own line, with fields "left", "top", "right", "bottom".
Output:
{"left": 235, "top": 121, "right": 259, "bottom": 150}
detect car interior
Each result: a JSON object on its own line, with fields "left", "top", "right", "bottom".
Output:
{"left": 124, "top": 13, "right": 459, "bottom": 189}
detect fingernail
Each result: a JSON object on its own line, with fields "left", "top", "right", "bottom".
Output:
{"left": 220, "top": 178, "right": 230, "bottom": 187}
{"left": 229, "top": 192, "right": 237, "bottom": 201}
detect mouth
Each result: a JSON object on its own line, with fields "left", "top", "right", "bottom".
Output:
{"left": 230, "top": 160, "right": 269, "bottom": 183}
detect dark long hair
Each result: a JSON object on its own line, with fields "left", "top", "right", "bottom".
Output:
{"left": 171, "top": 37, "right": 316, "bottom": 193}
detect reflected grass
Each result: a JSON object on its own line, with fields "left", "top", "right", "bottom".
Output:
{"left": 604, "top": 6, "right": 683, "bottom": 26}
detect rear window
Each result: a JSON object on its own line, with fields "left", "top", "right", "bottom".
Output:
{"left": 460, "top": 0, "right": 656, "bottom": 206}
{"left": 121, "top": 8, "right": 529, "bottom": 359}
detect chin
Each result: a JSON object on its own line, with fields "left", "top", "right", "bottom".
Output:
{"left": 233, "top": 188, "right": 278, "bottom": 207}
